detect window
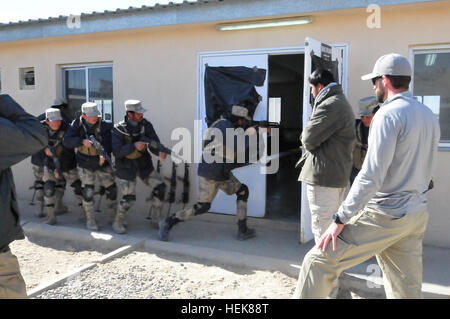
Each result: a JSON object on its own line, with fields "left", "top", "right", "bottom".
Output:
{"left": 20, "top": 67, "right": 35, "bottom": 90}
{"left": 62, "top": 64, "right": 113, "bottom": 122}
{"left": 268, "top": 97, "right": 281, "bottom": 124}
{"left": 412, "top": 47, "right": 450, "bottom": 147}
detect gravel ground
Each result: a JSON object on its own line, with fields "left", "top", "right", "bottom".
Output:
{"left": 32, "top": 250, "right": 297, "bottom": 299}
{"left": 10, "top": 237, "right": 104, "bottom": 290}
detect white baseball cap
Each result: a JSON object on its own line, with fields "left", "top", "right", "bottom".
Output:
{"left": 45, "top": 108, "right": 63, "bottom": 121}
{"left": 361, "top": 53, "right": 412, "bottom": 80}
{"left": 81, "top": 102, "right": 101, "bottom": 117}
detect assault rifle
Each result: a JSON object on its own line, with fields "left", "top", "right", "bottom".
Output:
{"left": 146, "top": 159, "right": 162, "bottom": 220}
{"left": 177, "top": 163, "right": 189, "bottom": 209}
{"left": 47, "top": 145, "right": 64, "bottom": 179}
{"left": 88, "top": 135, "right": 115, "bottom": 170}
{"left": 145, "top": 139, "right": 184, "bottom": 162}
{"left": 166, "top": 162, "right": 177, "bottom": 215}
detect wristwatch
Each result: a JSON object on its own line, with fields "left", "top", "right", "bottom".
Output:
{"left": 333, "top": 213, "right": 344, "bottom": 225}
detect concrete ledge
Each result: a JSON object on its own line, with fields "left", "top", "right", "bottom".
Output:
{"left": 142, "top": 238, "right": 302, "bottom": 278}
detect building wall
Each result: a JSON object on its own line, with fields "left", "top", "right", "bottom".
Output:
{"left": 0, "top": 1, "right": 449, "bottom": 246}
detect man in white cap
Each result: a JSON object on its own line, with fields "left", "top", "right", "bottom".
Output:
{"left": 63, "top": 102, "right": 117, "bottom": 231}
{"left": 40, "top": 108, "right": 83, "bottom": 225}
{"left": 293, "top": 53, "right": 440, "bottom": 299}
{"left": 159, "top": 104, "right": 266, "bottom": 242}
{"left": 350, "top": 96, "right": 379, "bottom": 184}
{"left": 111, "top": 100, "right": 168, "bottom": 234}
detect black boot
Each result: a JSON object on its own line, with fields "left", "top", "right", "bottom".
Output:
{"left": 237, "top": 219, "right": 255, "bottom": 241}
{"left": 158, "top": 215, "right": 181, "bottom": 241}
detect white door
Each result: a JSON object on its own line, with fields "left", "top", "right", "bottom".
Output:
{"left": 197, "top": 54, "right": 268, "bottom": 217}
{"left": 300, "top": 38, "right": 346, "bottom": 243}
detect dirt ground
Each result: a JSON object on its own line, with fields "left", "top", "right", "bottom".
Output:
{"left": 10, "top": 237, "right": 104, "bottom": 290}
{"left": 10, "top": 237, "right": 298, "bottom": 298}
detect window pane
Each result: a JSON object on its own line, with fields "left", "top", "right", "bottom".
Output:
{"left": 89, "top": 67, "right": 113, "bottom": 123}
{"left": 414, "top": 52, "right": 450, "bottom": 142}
{"left": 65, "top": 69, "right": 86, "bottom": 120}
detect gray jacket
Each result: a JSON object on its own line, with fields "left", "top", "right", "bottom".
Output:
{"left": 0, "top": 94, "right": 48, "bottom": 251}
{"left": 298, "top": 84, "right": 356, "bottom": 188}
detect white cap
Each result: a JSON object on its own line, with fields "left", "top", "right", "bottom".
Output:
{"left": 231, "top": 105, "right": 252, "bottom": 121}
{"left": 81, "top": 102, "right": 101, "bottom": 117}
{"left": 359, "top": 96, "right": 378, "bottom": 116}
{"left": 45, "top": 108, "right": 63, "bottom": 121}
{"left": 125, "top": 100, "right": 147, "bottom": 113}
{"left": 361, "top": 53, "right": 412, "bottom": 80}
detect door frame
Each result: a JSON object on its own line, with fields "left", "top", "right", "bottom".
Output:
{"left": 195, "top": 44, "right": 348, "bottom": 238}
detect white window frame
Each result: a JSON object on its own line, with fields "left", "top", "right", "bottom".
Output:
{"left": 410, "top": 45, "right": 450, "bottom": 149}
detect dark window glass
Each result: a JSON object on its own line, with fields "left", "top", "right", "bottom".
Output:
{"left": 65, "top": 69, "right": 86, "bottom": 120}
{"left": 89, "top": 67, "right": 114, "bottom": 123}
{"left": 413, "top": 52, "right": 450, "bottom": 143}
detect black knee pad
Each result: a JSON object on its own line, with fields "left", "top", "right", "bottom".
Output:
{"left": 193, "top": 202, "right": 211, "bottom": 216}
{"left": 236, "top": 184, "right": 249, "bottom": 202}
{"left": 56, "top": 180, "right": 66, "bottom": 190}
{"left": 43, "top": 181, "right": 56, "bottom": 197}
{"left": 152, "top": 183, "right": 166, "bottom": 201}
{"left": 120, "top": 194, "right": 136, "bottom": 209}
{"left": 82, "top": 184, "right": 95, "bottom": 202}
{"left": 105, "top": 184, "right": 117, "bottom": 201}
{"left": 71, "top": 179, "right": 83, "bottom": 196}
{"left": 34, "top": 180, "right": 44, "bottom": 190}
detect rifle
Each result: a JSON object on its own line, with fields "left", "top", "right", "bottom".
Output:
{"left": 88, "top": 135, "right": 115, "bottom": 170}
{"left": 166, "top": 162, "right": 177, "bottom": 216}
{"left": 29, "top": 185, "right": 37, "bottom": 206}
{"left": 47, "top": 145, "right": 64, "bottom": 179}
{"left": 95, "top": 186, "right": 106, "bottom": 212}
{"left": 146, "top": 139, "right": 184, "bottom": 162}
{"left": 146, "top": 159, "right": 162, "bottom": 220}
{"left": 177, "top": 163, "right": 189, "bottom": 209}
{"left": 251, "top": 120, "right": 280, "bottom": 132}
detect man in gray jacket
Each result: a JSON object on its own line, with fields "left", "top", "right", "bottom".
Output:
{"left": 0, "top": 94, "right": 48, "bottom": 298}
{"left": 298, "top": 69, "right": 356, "bottom": 244}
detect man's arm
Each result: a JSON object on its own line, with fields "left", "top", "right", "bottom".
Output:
{"left": 0, "top": 94, "right": 48, "bottom": 170}
{"left": 62, "top": 120, "right": 83, "bottom": 149}
{"left": 111, "top": 127, "right": 135, "bottom": 159}
{"left": 337, "top": 113, "right": 398, "bottom": 223}
{"left": 301, "top": 103, "right": 340, "bottom": 151}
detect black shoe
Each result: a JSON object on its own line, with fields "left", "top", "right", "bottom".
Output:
{"left": 158, "top": 216, "right": 180, "bottom": 241}
{"left": 237, "top": 219, "right": 256, "bottom": 241}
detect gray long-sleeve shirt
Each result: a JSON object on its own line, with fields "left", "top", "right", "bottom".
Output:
{"left": 337, "top": 91, "right": 440, "bottom": 224}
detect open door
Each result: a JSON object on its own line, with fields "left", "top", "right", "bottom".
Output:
{"left": 300, "top": 37, "right": 345, "bottom": 243}
{"left": 198, "top": 54, "right": 268, "bottom": 217}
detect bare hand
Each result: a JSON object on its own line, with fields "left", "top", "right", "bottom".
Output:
{"left": 83, "top": 139, "right": 93, "bottom": 148}
{"left": 45, "top": 148, "right": 53, "bottom": 157}
{"left": 99, "top": 156, "right": 106, "bottom": 166}
{"left": 54, "top": 169, "right": 60, "bottom": 180}
{"left": 246, "top": 127, "right": 257, "bottom": 136}
{"left": 134, "top": 141, "right": 147, "bottom": 151}
{"left": 318, "top": 222, "right": 345, "bottom": 252}
{"left": 159, "top": 152, "right": 168, "bottom": 161}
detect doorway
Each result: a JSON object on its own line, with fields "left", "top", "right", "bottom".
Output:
{"left": 265, "top": 54, "right": 304, "bottom": 222}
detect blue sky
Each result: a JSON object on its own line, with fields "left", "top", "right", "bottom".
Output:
{"left": 0, "top": 0, "right": 185, "bottom": 23}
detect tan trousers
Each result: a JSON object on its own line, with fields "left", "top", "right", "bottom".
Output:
{"left": 0, "top": 249, "right": 27, "bottom": 299}
{"left": 306, "top": 184, "right": 346, "bottom": 244}
{"left": 293, "top": 207, "right": 429, "bottom": 299}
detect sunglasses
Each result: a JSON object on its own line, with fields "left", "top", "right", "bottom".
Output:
{"left": 372, "top": 76, "right": 382, "bottom": 85}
